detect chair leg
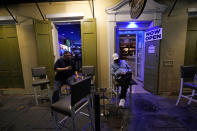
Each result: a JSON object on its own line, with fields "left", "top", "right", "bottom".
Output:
{"left": 53, "top": 111, "right": 60, "bottom": 131}
{"left": 87, "top": 96, "right": 95, "bottom": 131}
{"left": 71, "top": 108, "right": 77, "bottom": 131}
{"left": 111, "top": 84, "right": 114, "bottom": 98}
{"left": 33, "top": 87, "right": 39, "bottom": 105}
{"left": 111, "top": 87, "right": 113, "bottom": 99}
{"left": 47, "top": 84, "right": 51, "bottom": 101}
{"left": 91, "top": 87, "right": 95, "bottom": 109}
{"left": 176, "top": 80, "right": 183, "bottom": 106}
{"left": 188, "top": 89, "right": 195, "bottom": 105}
{"left": 129, "top": 85, "right": 132, "bottom": 98}
{"left": 116, "top": 86, "right": 119, "bottom": 106}
{"left": 91, "top": 93, "right": 94, "bottom": 109}
{"left": 176, "top": 91, "right": 182, "bottom": 106}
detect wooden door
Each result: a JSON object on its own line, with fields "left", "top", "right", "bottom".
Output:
{"left": 0, "top": 25, "right": 24, "bottom": 88}
{"left": 81, "top": 18, "right": 97, "bottom": 81}
{"left": 144, "top": 40, "right": 160, "bottom": 94}
{"left": 34, "top": 20, "right": 54, "bottom": 83}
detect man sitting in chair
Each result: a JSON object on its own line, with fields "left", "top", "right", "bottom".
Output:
{"left": 52, "top": 51, "right": 79, "bottom": 104}
{"left": 111, "top": 53, "right": 133, "bottom": 108}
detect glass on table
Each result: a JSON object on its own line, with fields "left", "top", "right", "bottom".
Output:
{"left": 81, "top": 76, "right": 85, "bottom": 80}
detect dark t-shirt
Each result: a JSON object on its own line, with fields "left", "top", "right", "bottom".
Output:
{"left": 54, "top": 57, "right": 76, "bottom": 83}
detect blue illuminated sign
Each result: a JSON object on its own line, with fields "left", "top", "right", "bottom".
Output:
{"left": 145, "top": 27, "right": 162, "bottom": 42}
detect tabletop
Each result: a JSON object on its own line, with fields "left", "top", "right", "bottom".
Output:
{"left": 66, "top": 74, "right": 90, "bottom": 86}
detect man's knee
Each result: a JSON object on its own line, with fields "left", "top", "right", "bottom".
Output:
{"left": 54, "top": 81, "right": 62, "bottom": 90}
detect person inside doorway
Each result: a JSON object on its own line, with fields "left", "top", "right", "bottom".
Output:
{"left": 111, "top": 53, "right": 133, "bottom": 107}
{"left": 52, "top": 51, "right": 78, "bottom": 104}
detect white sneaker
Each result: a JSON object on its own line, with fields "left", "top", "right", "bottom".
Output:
{"left": 119, "top": 99, "right": 125, "bottom": 108}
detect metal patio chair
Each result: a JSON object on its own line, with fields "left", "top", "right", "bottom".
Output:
{"left": 51, "top": 76, "right": 95, "bottom": 131}
{"left": 32, "top": 67, "right": 51, "bottom": 105}
{"left": 176, "top": 65, "right": 197, "bottom": 106}
{"left": 82, "top": 66, "right": 95, "bottom": 107}
{"left": 111, "top": 74, "right": 135, "bottom": 106}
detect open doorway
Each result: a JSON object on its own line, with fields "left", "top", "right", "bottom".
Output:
{"left": 55, "top": 21, "right": 82, "bottom": 71}
{"left": 116, "top": 29, "right": 144, "bottom": 82}
{"left": 116, "top": 21, "right": 152, "bottom": 82}
{"left": 118, "top": 33, "right": 136, "bottom": 77}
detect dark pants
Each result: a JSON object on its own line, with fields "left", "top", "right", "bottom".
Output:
{"left": 116, "top": 72, "right": 132, "bottom": 99}
{"left": 52, "top": 76, "right": 74, "bottom": 104}
{"left": 52, "top": 80, "right": 64, "bottom": 104}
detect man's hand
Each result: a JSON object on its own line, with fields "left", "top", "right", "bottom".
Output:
{"left": 55, "top": 66, "right": 72, "bottom": 72}
{"left": 65, "top": 66, "right": 72, "bottom": 70}
{"left": 75, "top": 71, "right": 79, "bottom": 78}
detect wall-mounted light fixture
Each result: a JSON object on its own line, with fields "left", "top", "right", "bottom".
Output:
{"left": 127, "top": 22, "right": 138, "bottom": 28}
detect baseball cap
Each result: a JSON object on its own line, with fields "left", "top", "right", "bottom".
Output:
{"left": 112, "top": 53, "right": 119, "bottom": 61}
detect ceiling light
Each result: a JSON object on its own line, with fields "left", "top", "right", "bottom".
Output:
{"left": 127, "top": 22, "right": 138, "bottom": 28}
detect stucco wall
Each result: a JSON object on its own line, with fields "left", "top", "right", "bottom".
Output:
{"left": 159, "top": 0, "right": 197, "bottom": 94}
{"left": 0, "top": 0, "right": 120, "bottom": 94}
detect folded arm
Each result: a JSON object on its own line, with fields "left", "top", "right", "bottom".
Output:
{"left": 55, "top": 66, "right": 72, "bottom": 72}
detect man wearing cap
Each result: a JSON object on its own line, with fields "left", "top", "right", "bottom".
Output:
{"left": 111, "top": 53, "right": 132, "bottom": 108}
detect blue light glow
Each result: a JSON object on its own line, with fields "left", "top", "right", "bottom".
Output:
{"left": 127, "top": 22, "right": 138, "bottom": 28}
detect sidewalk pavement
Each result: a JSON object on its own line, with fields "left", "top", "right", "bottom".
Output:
{"left": 1, "top": 83, "right": 197, "bottom": 131}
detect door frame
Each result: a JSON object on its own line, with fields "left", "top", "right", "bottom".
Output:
{"left": 46, "top": 13, "right": 85, "bottom": 60}
{"left": 106, "top": 0, "right": 166, "bottom": 89}
{"left": 115, "top": 28, "right": 147, "bottom": 82}
{"left": 51, "top": 20, "right": 82, "bottom": 60}
{"left": 46, "top": 15, "right": 97, "bottom": 83}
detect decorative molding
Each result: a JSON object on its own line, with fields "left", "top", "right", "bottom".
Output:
{"left": 46, "top": 13, "right": 84, "bottom": 21}
{"left": 0, "top": 16, "right": 16, "bottom": 24}
{"left": 106, "top": 0, "right": 130, "bottom": 14}
{"left": 188, "top": 8, "right": 197, "bottom": 17}
{"left": 0, "top": 16, "right": 13, "bottom": 21}
{"left": 188, "top": 8, "right": 197, "bottom": 13}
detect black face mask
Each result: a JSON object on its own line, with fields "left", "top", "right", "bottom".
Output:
{"left": 114, "top": 59, "right": 120, "bottom": 63}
